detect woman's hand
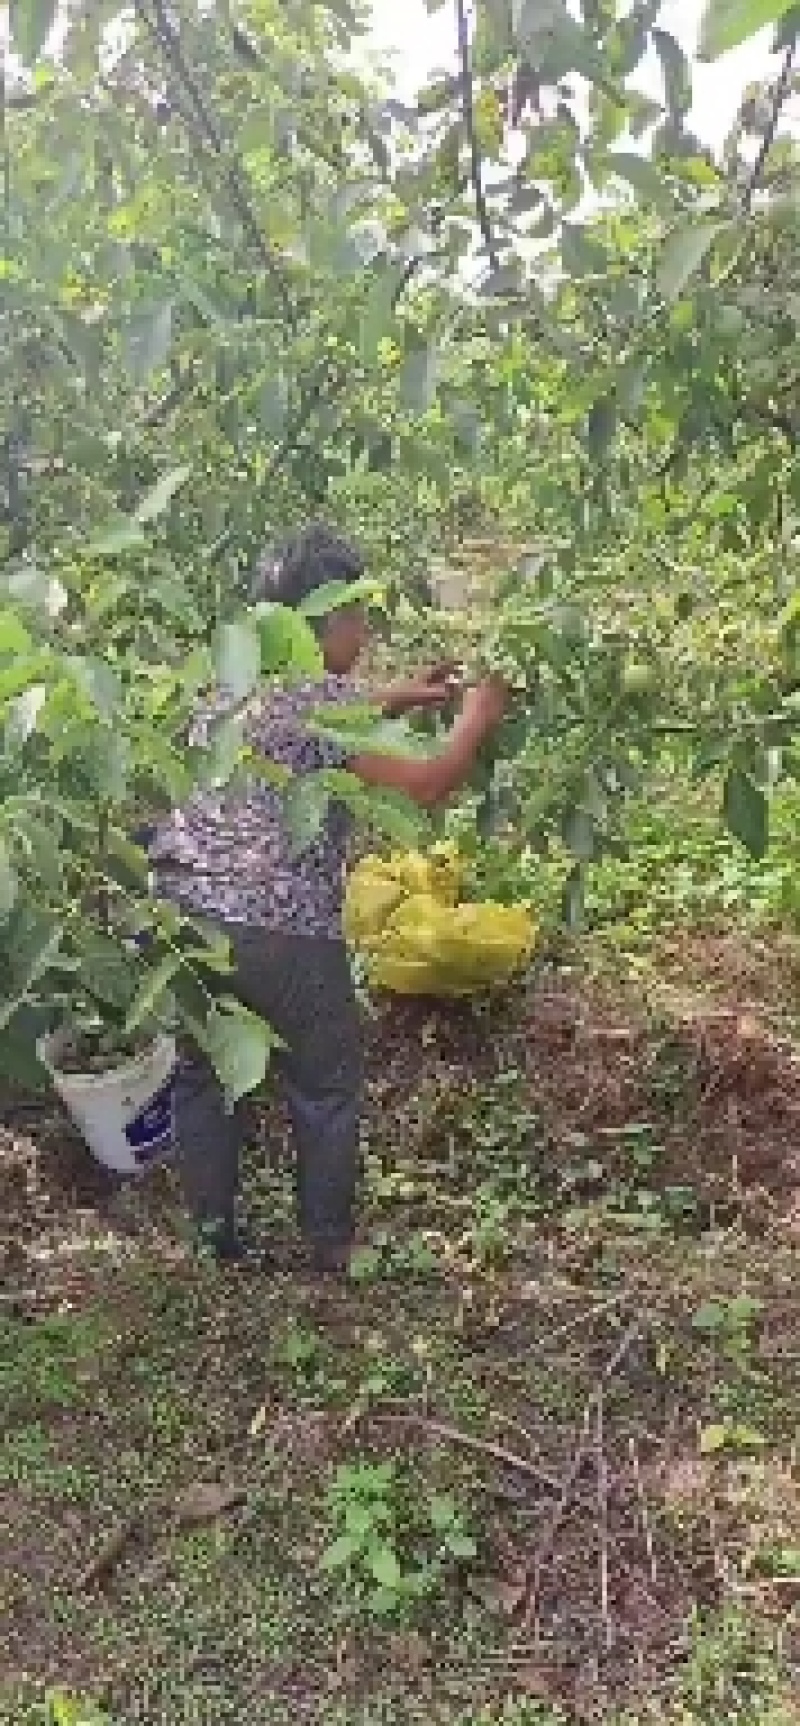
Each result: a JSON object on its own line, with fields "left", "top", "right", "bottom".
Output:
{"left": 378, "top": 665, "right": 463, "bottom": 716}
{"left": 414, "top": 664, "right": 463, "bottom": 707}
{"left": 459, "top": 675, "right": 510, "bottom": 733}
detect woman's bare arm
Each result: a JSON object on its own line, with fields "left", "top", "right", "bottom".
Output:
{"left": 350, "top": 680, "right": 508, "bottom": 808}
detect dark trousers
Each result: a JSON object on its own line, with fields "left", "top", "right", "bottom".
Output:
{"left": 173, "top": 926, "right": 362, "bottom": 1248}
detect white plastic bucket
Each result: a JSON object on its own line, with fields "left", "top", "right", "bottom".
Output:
{"left": 38, "top": 1031, "right": 177, "bottom": 1176}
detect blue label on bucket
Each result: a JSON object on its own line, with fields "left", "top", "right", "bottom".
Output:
{"left": 124, "top": 1075, "right": 175, "bottom": 1164}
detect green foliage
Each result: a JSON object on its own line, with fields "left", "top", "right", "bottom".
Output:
{"left": 699, "top": 0, "right": 800, "bottom": 60}
{"left": 2, "top": 0, "right": 800, "bottom": 1086}
{"left": 321, "top": 1458, "right": 477, "bottom": 1621}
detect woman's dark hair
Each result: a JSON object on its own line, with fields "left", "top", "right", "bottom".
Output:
{"left": 253, "top": 522, "right": 365, "bottom": 607}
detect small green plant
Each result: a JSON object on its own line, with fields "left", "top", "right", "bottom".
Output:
{"left": 679, "top": 1605, "right": 792, "bottom": 1722}
{"left": 464, "top": 1182, "right": 514, "bottom": 1267}
{"left": 276, "top": 1319, "right": 349, "bottom": 1404}
{"left": 692, "top": 1293, "right": 763, "bottom": 1360}
{"left": 0, "top": 1311, "right": 108, "bottom": 1423}
{"left": 349, "top": 1231, "right": 440, "bottom": 1284}
{"left": 45, "top": 1695, "right": 110, "bottom": 1726}
{"left": 321, "top": 1459, "right": 476, "bottom": 1621}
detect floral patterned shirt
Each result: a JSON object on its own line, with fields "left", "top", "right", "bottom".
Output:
{"left": 150, "top": 676, "right": 358, "bottom": 938}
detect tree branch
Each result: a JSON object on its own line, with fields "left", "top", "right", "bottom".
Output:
{"left": 265, "top": 184, "right": 470, "bottom": 482}
{"left": 743, "top": 36, "right": 797, "bottom": 213}
{"left": 454, "top": 0, "right": 500, "bottom": 272}
{"left": 133, "top": 0, "right": 296, "bottom": 330}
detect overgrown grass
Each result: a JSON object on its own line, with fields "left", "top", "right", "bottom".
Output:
{"left": 3, "top": 1027, "right": 799, "bottom": 1723}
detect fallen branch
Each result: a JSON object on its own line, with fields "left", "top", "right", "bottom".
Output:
{"left": 596, "top": 1390, "right": 612, "bottom": 1652}
{"left": 369, "top": 1407, "right": 560, "bottom": 1490}
{"left": 76, "top": 1513, "right": 140, "bottom": 1592}
{"left": 75, "top": 1476, "right": 245, "bottom": 1593}
{"left": 517, "top": 1320, "right": 645, "bottom": 1633}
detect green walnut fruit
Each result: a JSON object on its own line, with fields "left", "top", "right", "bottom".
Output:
{"left": 621, "top": 659, "right": 656, "bottom": 699}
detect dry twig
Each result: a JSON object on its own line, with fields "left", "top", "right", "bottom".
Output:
{"left": 370, "top": 1408, "right": 560, "bottom": 1490}
{"left": 518, "top": 1320, "right": 644, "bottom": 1634}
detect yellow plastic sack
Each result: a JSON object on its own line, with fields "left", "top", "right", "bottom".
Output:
{"left": 369, "top": 893, "right": 536, "bottom": 996}
{"left": 426, "top": 842, "right": 463, "bottom": 907}
{"left": 376, "top": 843, "right": 462, "bottom": 905}
{"left": 343, "top": 876, "right": 406, "bottom": 950}
{"left": 378, "top": 893, "right": 458, "bottom": 964}
{"left": 430, "top": 902, "right": 534, "bottom": 972}
{"left": 345, "top": 846, "right": 536, "bottom": 998}
{"left": 344, "top": 845, "right": 461, "bottom": 949}
{"left": 370, "top": 956, "right": 473, "bottom": 997}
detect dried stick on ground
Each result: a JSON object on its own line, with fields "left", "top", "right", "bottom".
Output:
{"left": 518, "top": 1320, "right": 645, "bottom": 1634}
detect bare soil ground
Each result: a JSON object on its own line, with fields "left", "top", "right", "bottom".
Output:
{"left": 1, "top": 932, "right": 799, "bottom": 1724}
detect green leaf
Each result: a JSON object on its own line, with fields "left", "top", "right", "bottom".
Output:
{"left": 652, "top": 28, "right": 692, "bottom": 115}
{"left": 699, "top": 1422, "right": 729, "bottom": 1455}
{"left": 655, "top": 219, "right": 721, "bottom": 302}
{"left": 723, "top": 766, "right": 769, "bottom": 859}
{"left": 367, "top": 1544, "right": 403, "bottom": 1588}
{"left": 0, "top": 1005, "right": 51, "bottom": 1092}
{"left": 45, "top": 1692, "right": 109, "bottom": 1726}
{"left": 331, "top": 777, "right": 431, "bottom": 849}
{"left": 88, "top": 731, "right": 130, "bottom": 802}
{"left": 85, "top": 518, "right": 147, "bottom": 558}
{"left": 4, "top": 566, "right": 68, "bottom": 619}
{"left": 344, "top": 1501, "right": 377, "bottom": 1537}
{"left": 606, "top": 151, "right": 674, "bottom": 214}
{"left": 447, "top": 1531, "right": 478, "bottom": 1559}
{"left": 0, "top": 838, "right": 19, "bottom": 921}
{"left": 0, "top": 610, "right": 33, "bottom": 657}
{"left": 729, "top": 1294, "right": 763, "bottom": 1324}
{"left": 193, "top": 713, "right": 247, "bottom": 792}
{"left": 700, "top": 1420, "right": 766, "bottom": 1455}
{"left": 309, "top": 705, "right": 428, "bottom": 757}
{"left": 560, "top": 223, "right": 606, "bottom": 278}
{"left": 203, "top": 1000, "right": 275, "bottom": 1102}
{"left": 51, "top": 310, "right": 103, "bottom": 392}
{"left": 400, "top": 342, "right": 438, "bottom": 413}
{"left": 180, "top": 276, "right": 231, "bottom": 327}
{"left": 319, "top": 1533, "right": 361, "bottom": 1572}
{"left": 512, "top": 0, "right": 573, "bottom": 48}
{"left": 692, "top": 1300, "right": 727, "bottom": 1333}
{"left": 122, "top": 301, "right": 173, "bottom": 383}
{"left": 428, "top": 1493, "right": 457, "bottom": 1532}
{"left": 283, "top": 776, "right": 330, "bottom": 852}
{"left": 562, "top": 807, "right": 596, "bottom": 860}
{"left": 699, "top": 0, "right": 798, "bottom": 59}
{"left": 1, "top": 910, "right": 63, "bottom": 1029}
{"left": 70, "top": 658, "right": 121, "bottom": 722}
{"left": 258, "top": 375, "right": 289, "bottom": 438}
{"left": 587, "top": 396, "right": 617, "bottom": 459}
{"left": 68, "top": 932, "right": 136, "bottom": 1012}
{"left": 213, "top": 620, "right": 261, "bottom": 701}
{"left": 10, "top": 0, "right": 58, "bottom": 63}
{"left": 616, "top": 357, "right": 647, "bottom": 414}
{"left": 124, "top": 955, "right": 181, "bottom": 1035}
{"left": 359, "top": 262, "right": 402, "bottom": 362}
{"left": 135, "top": 465, "right": 192, "bottom": 523}
{"left": 730, "top": 1424, "right": 767, "bottom": 1451}
{"left": 253, "top": 603, "right": 323, "bottom": 677}
{"left": 299, "top": 576, "right": 383, "bottom": 619}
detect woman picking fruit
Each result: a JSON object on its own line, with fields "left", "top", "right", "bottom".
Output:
{"left": 149, "top": 522, "right": 509, "bottom": 1274}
